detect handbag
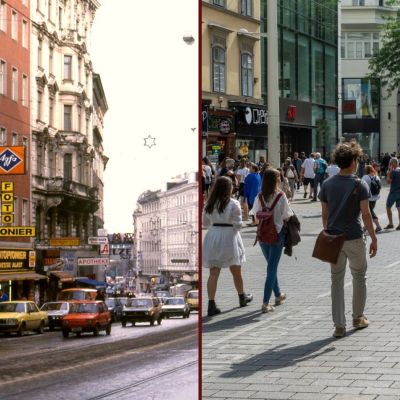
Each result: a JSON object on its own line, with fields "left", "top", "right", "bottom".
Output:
{"left": 312, "top": 179, "right": 361, "bottom": 264}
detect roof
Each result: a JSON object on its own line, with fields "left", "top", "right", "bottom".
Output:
{"left": 0, "top": 272, "right": 47, "bottom": 282}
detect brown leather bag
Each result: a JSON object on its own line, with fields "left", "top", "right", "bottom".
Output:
{"left": 312, "top": 180, "right": 361, "bottom": 264}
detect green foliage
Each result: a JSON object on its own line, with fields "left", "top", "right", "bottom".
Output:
{"left": 368, "top": 2, "right": 400, "bottom": 97}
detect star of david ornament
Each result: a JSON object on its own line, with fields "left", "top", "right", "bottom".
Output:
{"left": 144, "top": 135, "right": 156, "bottom": 148}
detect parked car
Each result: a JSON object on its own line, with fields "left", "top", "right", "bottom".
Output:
{"left": 161, "top": 297, "right": 190, "bottom": 319}
{"left": 121, "top": 297, "right": 162, "bottom": 327}
{"left": 41, "top": 302, "right": 72, "bottom": 330}
{"left": 61, "top": 301, "right": 111, "bottom": 338}
{"left": 57, "top": 288, "right": 97, "bottom": 301}
{"left": 105, "top": 298, "right": 123, "bottom": 322}
{"left": 155, "top": 291, "right": 170, "bottom": 304}
{"left": 0, "top": 301, "right": 48, "bottom": 336}
{"left": 186, "top": 290, "right": 198, "bottom": 311}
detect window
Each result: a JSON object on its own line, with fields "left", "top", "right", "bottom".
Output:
{"left": 13, "top": 197, "right": 18, "bottom": 226}
{"left": 49, "top": 48, "right": 53, "bottom": 74}
{"left": 22, "top": 20, "right": 28, "bottom": 48}
{"left": 241, "top": 53, "right": 253, "bottom": 96}
{"left": 212, "top": 46, "right": 226, "bottom": 93}
{"left": 64, "top": 153, "right": 72, "bottom": 181}
{"left": 11, "top": 10, "right": 17, "bottom": 40}
{"left": 58, "top": 6, "right": 62, "bottom": 30}
{"left": 213, "top": 0, "right": 224, "bottom": 6}
{"left": 64, "top": 55, "right": 72, "bottom": 80}
{"left": 64, "top": 105, "right": 72, "bottom": 130}
{"left": 312, "top": 40, "right": 324, "bottom": 103}
{"left": 12, "top": 132, "right": 17, "bottom": 145}
{"left": 78, "top": 105, "right": 82, "bottom": 132}
{"left": 22, "top": 75, "right": 28, "bottom": 107}
{"left": 11, "top": 68, "right": 17, "bottom": 101}
{"left": 0, "top": 1, "right": 6, "bottom": 32}
{"left": 298, "top": 35, "right": 310, "bottom": 101}
{"left": 240, "top": 0, "right": 252, "bottom": 16}
{"left": 281, "top": 30, "right": 297, "bottom": 99}
{"left": 38, "top": 40, "right": 42, "bottom": 67}
{"left": 22, "top": 136, "right": 27, "bottom": 148}
{"left": 48, "top": 0, "right": 52, "bottom": 20}
{"left": 0, "top": 60, "right": 5, "bottom": 95}
{"left": 325, "top": 46, "right": 336, "bottom": 106}
{"left": 342, "top": 32, "right": 379, "bottom": 59}
{"left": 49, "top": 97, "right": 54, "bottom": 126}
{"left": 352, "top": 0, "right": 365, "bottom": 5}
{"left": 0, "top": 127, "right": 6, "bottom": 145}
{"left": 37, "top": 91, "right": 42, "bottom": 120}
{"left": 22, "top": 200, "right": 28, "bottom": 226}
{"left": 22, "top": 0, "right": 27, "bottom": 6}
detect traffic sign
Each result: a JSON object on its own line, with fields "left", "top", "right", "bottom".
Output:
{"left": 88, "top": 237, "right": 108, "bottom": 245}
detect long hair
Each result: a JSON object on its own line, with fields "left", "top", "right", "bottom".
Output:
{"left": 261, "top": 168, "right": 281, "bottom": 200}
{"left": 205, "top": 176, "right": 232, "bottom": 214}
{"left": 364, "top": 165, "right": 377, "bottom": 176}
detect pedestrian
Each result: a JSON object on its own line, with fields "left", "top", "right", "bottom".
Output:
{"left": 385, "top": 157, "right": 400, "bottom": 230}
{"left": 300, "top": 153, "right": 315, "bottom": 199}
{"left": 236, "top": 158, "right": 250, "bottom": 219}
{"left": 203, "top": 156, "right": 216, "bottom": 184}
{"left": 283, "top": 158, "right": 298, "bottom": 201}
{"left": 362, "top": 165, "right": 382, "bottom": 233}
{"left": 292, "top": 152, "right": 303, "bottom": 190}
{"left": 318, "top": 141, "right": 377, "bottom": 338}
{"left": 249, "top": 168, "right": 294, "bottom": 313}
{"left": 202, "top": 176, "right": 253, "bottom": 316}
{"left": 257, "top": 155, "right": 266, "bottom": 170}
{"left": 220, "top": 158, "right": 238, "bottom": 196}
{"left": 0, "top": 289, "right": 9, "bottom": 302}
{"left": 243, "top": 163, "right": 262, "bottom": 226}
{"left": 381, "top": 152, "right": 391, "bottom": 178}
{"left": 313, "top": 152, "right": 328, "bottom": 201}
{"left": 326, "top": 159, "right": 340, "bottom": 178}
{"left": 202, "top": 158, "right": 212, "bottom": 201}
{"left": 277, "top": 167, "right": 292, "bottom": 200}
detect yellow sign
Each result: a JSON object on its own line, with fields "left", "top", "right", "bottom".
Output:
{"left": 2, "top": 203, "right": 13, "bottom": 213}
{"left": 49, "top": 237, "right": 80, "bottom": 246}
{"left": 1, "top": 182, "right": 13, "bottom": 191}
{"left": 1, "top": 214, "right": 14, "bottom": 224}
{"left": 28, "top": 251, "right": 36, "bottom": 268}
{"left": 0, "top": 227, "right": 35, "bottom": 236}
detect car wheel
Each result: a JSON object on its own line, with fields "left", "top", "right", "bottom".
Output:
{"left": 121, "top": 320, "right": 126, "bottom": 328}
{"left": 131, "top": 322, "right": 136, "bottom": 326}
{"left": 166, "top": 315, "right": 170, "bottom": 319}
{"left": 106, "top": 323, "right": 111, "bottom": 335}
{"left": 150, "top": 317, "right": 155, "bottom": 326}
{"left": 62, "top": 329, "right": 69, "bottom": 338}
{"left": 36, "top": 321, "right": 44, "bottom": 334}
{"left": 49, "top": 324, "right": 55, "bottom": 332}
{"left": 17, "top": 322, "right": 25, "bottom": 337}
{"left": 157, "top": 317, "right": 162, "bottom": 325}
{"left": 93, "top": 325, "right": 99, "bottom": 336}
{"left": 76, "top": 332, "right": 81, "bottom": 337}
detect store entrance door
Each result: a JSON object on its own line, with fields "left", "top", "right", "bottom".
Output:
{"left": 280, "top": 127, "right": 312, "bottom": 163}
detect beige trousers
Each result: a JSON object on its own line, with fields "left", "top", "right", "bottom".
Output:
{"left": 330, "top": 237, "right": 367, "bottom": 328}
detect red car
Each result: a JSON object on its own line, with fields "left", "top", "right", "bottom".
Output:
{"left": 61, "top": 301, "right": 111, "bottom": 338}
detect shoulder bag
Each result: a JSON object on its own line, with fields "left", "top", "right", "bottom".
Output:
{"left": 312, "top": 179, "right": 361, "bottom": 264}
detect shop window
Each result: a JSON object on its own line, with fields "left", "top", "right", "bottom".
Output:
{"left": 298, "top": 35, "right": 310, "bottom": 101}
{"left": 311, "top": 40, "right": 324, "bottom": 104}
{"left": 281, "top": 30, "right": 296, "bottom": 99}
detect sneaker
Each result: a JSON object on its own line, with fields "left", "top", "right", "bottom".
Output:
{"left": 385, "top": 224, "right": 394, "bottom": 229}
{"left": 261, "top": 303, "right": 274, "bottom": 313}
{"left": 375, "top": 226, "right": 382, "bottom": 233}
{"left": 353, "top": 315, "right": 369, "bottom": 330}
{"left": 274, "top": 292, "right": 287, "bottom": 306}
{"left": 396, "top": 225, "right": 400, "bottom": 231}
{"left": 239, "top": 293, "right": 253, "bottom": 307}
{"left": 303, "top": 192, "right": 307, "bottom": 199}
{"left": 333, "top": 326, "right": 346, "bottom": 338}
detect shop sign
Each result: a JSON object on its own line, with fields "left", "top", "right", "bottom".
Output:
{"left": 49, "top": 237, "right": 80, "bottom": 246}
{"left": 88, "top": 237, "right": 108, "bottom": 245}
{"left": 77, "top": 257, "right": 109, "bottom": 266}
{"left": 0, "top": 250, "right": 32, "bottom": 272}
{"left": 208, "top": 115, "right": 234, "bottom": 134}
{"left": 171, "top": 259, "right": 189, "bottom": 264}
{"left": 287, "top": 105, "right": 297, "bottom": 121}
{"left": 61, "top": 251, "right": 76, "bottom": 273}
{"left": 202, "top": 109, "right": 208, "bottom": 138}
{"left": 99, "top": 243, "right": 109, "bottom": 256}
{"left": 29, "top": 251, "right": 36, "bottom": 268}
{"left": 243, "top": 106, "right": 267, "bottom": 125}
{"left": 0, "top": 227, "right": 35, "bottom": 236}
{"left": 0, "top": 146, "right": 25, "bottom": 175}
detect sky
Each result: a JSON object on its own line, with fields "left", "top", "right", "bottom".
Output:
{"left": 91, "top": 0, "right": 198, "bottom": 233}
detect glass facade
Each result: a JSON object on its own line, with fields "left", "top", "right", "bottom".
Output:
{"left": 261, "top": 0, "right": 338, "bottom": 157}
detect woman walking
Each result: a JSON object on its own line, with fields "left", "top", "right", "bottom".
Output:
{"left": 203, "top": 177, "right": 253, "bottom": 316}
{"left": 236, "top": 158, "right": 250, "bottom": 218}
{"left": 362, "top": 165, "right": 382, "bottom": 233}
{"left": 250, "top": 169, "right": 293, "bottom": 313}
{"left": 282, "top": 158, "right": 298, "bottom": 201}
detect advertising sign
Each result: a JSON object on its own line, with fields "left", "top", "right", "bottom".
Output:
{"left": 0, "top": 227, "right": 35, "bottom": 236}
{"left": 0, "top": 249, "right": 32, "bottom": 272}
{"left": 99, "top": 243, "right": 109, "bottom": 256}
{"left": 0, "top": 146, "right": 25, "bottom": 175}
{"left": 61, "top": 251, "right": 77, "bottom": 274}
{"left": 77, "top": 257, "right": 109, "bottom": 266}
{"left": 88, "top": 237, "right": 108, "bottom": 245}
{"left": 49, "top": 237, "right": 80, "bottom": 246}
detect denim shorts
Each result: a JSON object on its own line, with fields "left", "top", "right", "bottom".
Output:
{"left": 387, "top": 192, "right": 400, "bottom": 208}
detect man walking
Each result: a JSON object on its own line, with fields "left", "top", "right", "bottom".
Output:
{"left": 300, "top": 153, "right": 315, "bottom": 199}
{"left": 318, "top": 142, "right": 377, "bottom": 338}
{"left": 313, "top": 152, "right": 328, "bottom": 201}
{"left": 293, "top": 152, "right": 303, "bottom": 190}
{"left": 385, "top": 157, "right": 400, "bottom": 230}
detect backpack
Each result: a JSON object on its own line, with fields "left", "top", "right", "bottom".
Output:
{"left": 316, "top": 160, "right": 327, "bottom": 174}
{"left": 254, "top": 192, "right": 283, "bottom": 245}
{"left": 370, "top": 176, "right": 381, "bottom": 196}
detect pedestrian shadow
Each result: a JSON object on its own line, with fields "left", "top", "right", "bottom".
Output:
{"left": 203, "top": 310, "right": 263, "bottom": 333}
{"left": 219, "top": 330, "right": 356, "bottom": 378}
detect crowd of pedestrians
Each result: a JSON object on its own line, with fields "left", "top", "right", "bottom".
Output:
{"left": 202, "top": 144, "right": 400, "bottom": 338}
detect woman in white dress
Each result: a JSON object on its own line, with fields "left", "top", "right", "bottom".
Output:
{"left": 203, "top": 176, "right": 253, "bottom": 316}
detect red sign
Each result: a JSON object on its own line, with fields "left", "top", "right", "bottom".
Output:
{"left": 343, "top": 100, "right": 356, "bottom": 114}
{"left": 0, "top": 146, "right": 25, "bottom": 175}
{"left": 287, "top": 105, "right": 297, "bottom": 121}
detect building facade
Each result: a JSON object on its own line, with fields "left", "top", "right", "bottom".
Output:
{"left": 133, "top": 173, "right": 198, "bottom": 293}
{"left": 30, "top": 0, "right": 106, "bottom": 285}
{"left": 341, "top": 0, "right": 398, "bottom": 158}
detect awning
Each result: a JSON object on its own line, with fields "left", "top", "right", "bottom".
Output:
{"left": 0, "top": 272, "right": 47, "bottom": 282}
{"left": 49, "top": 271, "right": 74, "bottom": 282}
{"left": 75, "top": 277, "right": 107, "bottom": 289}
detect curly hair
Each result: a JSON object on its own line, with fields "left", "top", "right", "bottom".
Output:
{"left": 333, "top": 141, "right": 363, "bottom": 169}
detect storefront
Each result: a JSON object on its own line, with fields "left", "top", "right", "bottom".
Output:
{"left": 230, "top": 102, "right": 268, "bottom": 163}
{"left": 0, "top": 248, "right": 46, "bottom": 302}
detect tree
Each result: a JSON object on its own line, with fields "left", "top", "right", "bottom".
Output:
{"left": 368, "top": 0, "right": 400, "bottom": 97}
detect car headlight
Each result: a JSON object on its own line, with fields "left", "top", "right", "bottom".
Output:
{"left": 6, "top": 318, "right": 17, "bottom": 325}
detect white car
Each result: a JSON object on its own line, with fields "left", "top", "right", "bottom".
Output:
{"left": 161, "top": 297, "right": 190, "bottom": 319}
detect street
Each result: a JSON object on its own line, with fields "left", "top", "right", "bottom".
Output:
{"left": 202, "top": 184, "right": 400, "bottom": 399}
{"left": 0, "top": 315, "right": 198, "bottom": 400}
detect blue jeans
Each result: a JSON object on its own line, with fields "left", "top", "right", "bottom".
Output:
{"left": 259, "top": 230, "right": 286, "bottom": 304}
{"left": 313, "top": 173, "right": 325, "bottom": 200}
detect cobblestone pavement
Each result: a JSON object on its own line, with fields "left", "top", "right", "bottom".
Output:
{"left": 202, "top": 183, "right": 400, "bottom": 400}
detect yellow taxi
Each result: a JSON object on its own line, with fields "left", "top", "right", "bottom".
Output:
{"left": 0, "top": 301, "right": 48, "bottom": 336}
{"left": 186, "top": 290, "right": 198, "bottom": 311}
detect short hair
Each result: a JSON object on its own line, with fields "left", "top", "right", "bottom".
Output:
{"left": 364, "top": 165, "right": 377, "bottom": 176}
{"left": 250, "top": 163, "right": 259, "bottom": 172}
{"left": 333, "top": 141, "right": 363, "bottom": 169}
{"left": 315, "top": 152, "right": 321, "bottom": 159}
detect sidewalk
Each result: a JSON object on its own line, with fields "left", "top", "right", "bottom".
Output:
{"left": 202, "top": 184, "right": 400, "bottom": 400}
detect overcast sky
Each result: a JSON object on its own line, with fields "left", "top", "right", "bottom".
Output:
{"left": 91, "top": 0, "right": 198, "bottom": 233}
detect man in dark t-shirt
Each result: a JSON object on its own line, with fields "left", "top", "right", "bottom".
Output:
{"left": 385, "top": 158, "right": 400, "bottom": 229}
{"left": 318, "top": 142, "right": 377, "bottom": 339}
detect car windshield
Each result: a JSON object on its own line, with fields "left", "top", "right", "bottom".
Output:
{"left": 165, "top": 298, "right": 185, "bottom": 305}
{"left": 41, "top": 303, "right": 67, "bottom": 311}
{"left": 70, "top": 303, "right": 98, "bottom": 313}
{"left": 119, "top": 298, "right": 129, "bottom": 306}
{"left": 105, "top": 299, "right": 117, "bottom": 307}
{"left": 58, "top": 291, "right": 97, "bottom": 301}
{"left": 127, "top": 299, "right": 152, "bottom": 308}
{"left": 188, "top": 292, "right": 198, "bottom": 299}
{"left": 0, "top": 303, "right": 25, "bottom": 313}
